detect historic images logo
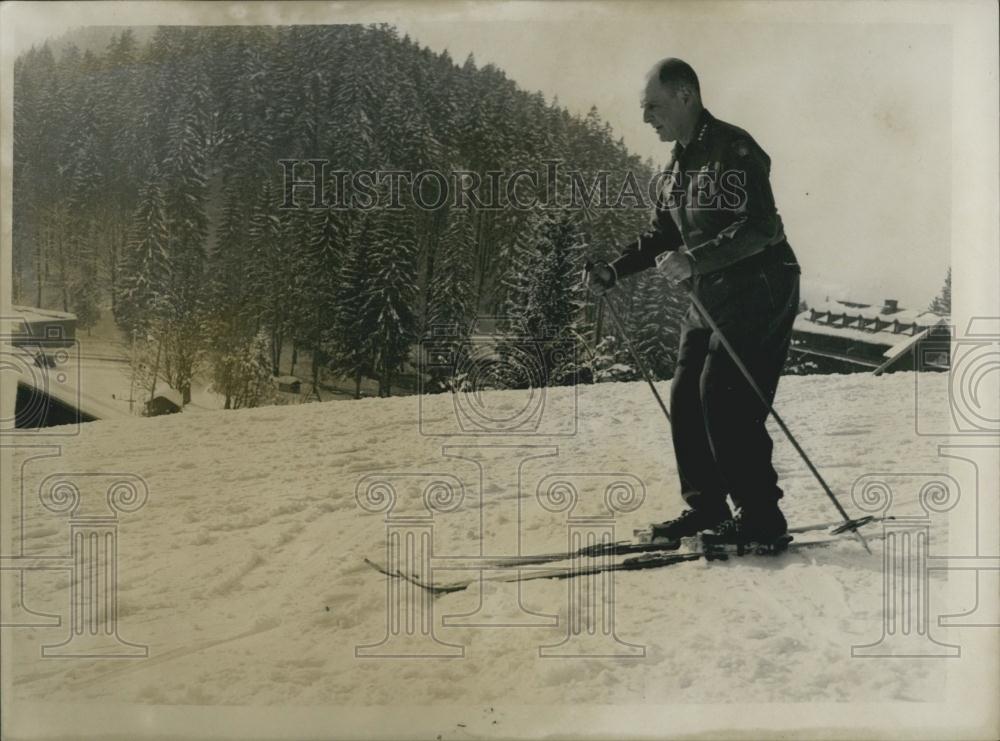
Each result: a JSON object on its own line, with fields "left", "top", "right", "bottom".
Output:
{"left": 1, "top": 317, "right": 84, "bottom": 437}
{"left": 278, "top": 159, "right": 749, "bottom": 213}
{"left": 1, "top": 467, "right": 149, "bottom": 659}
{"left": 356, "top": 320, "right": 648, "bottom": 659}
{"left": 853, "top": 318, "right": 1000, "bottom": 659}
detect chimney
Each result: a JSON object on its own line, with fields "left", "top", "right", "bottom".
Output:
{"left": 881, "top": 299, "right": 899, "bottom": 315}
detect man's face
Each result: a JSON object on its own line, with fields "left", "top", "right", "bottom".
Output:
{"left": 641, "top": 76, "right": 686, "bottom": 142}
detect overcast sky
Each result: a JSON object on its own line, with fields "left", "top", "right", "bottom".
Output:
{"left": 7, "top": 3, "right": 953, "bottom": 309}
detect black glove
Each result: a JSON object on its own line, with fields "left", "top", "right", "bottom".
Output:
{"left": 583, "top": 260, "right": 617, "bottom": 295}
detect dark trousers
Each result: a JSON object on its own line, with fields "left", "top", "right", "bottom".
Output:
{"left": 669, "top": 257, "right": 801, "bottom": 513}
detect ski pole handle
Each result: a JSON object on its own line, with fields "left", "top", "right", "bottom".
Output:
{"left": 583, "top": 259, "right": 616, "bottom": 295}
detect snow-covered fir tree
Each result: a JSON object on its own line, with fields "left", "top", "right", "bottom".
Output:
{"left": 289, "top": 202, "right": 344, "bottom": 397}
{"left": 158, "top": 82, "right": 211, "bottom": 404}
{"left": 929, "top": 267, "right": 951, "bottom": 316}
{"left": 496, "top": 209, "right": 591, "bottom": 388}
{"left": 367, "top": 209, "right": 419, "bottom": 397}
{"left": 422, "top": 210, "right": 477, "bottom": 392}
{"left": 245, "top": 178, "right": 295, "bottom": 376}
{"left": 208, "top": 328, "right": 276, "bottom": 410}
{"left": 118, "top": 171, "right": 170, "bottom": 336}
{"left": 327, "top": 216, "right": 379, "bottom": 399}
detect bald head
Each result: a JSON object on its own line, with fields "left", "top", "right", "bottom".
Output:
{"left": 648, "top": 57, "right": 701, "bottom": 99}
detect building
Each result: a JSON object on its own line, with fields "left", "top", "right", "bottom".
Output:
{"left": 9, "top": 304, "right": 77, "bottom": 351}
{"left": 274, "top": 375, "right": 302, "bottom": 394}
{"left": 145, "top": 388, "right": 183, "bottom": 417}
{"left": 790, "top": 299, "right": 950, "bottom": 375}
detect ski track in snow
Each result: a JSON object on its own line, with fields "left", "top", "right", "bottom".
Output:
{"left": 8, "top": 373, "right": 952, "bottom": 706}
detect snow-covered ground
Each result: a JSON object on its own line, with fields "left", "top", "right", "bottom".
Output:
{"left": 3, "top": 371, "right": 993, "bottom": 737}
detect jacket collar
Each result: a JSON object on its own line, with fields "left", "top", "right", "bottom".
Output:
{"left": 673, "top": 108, "right": 714, "bottom": 160}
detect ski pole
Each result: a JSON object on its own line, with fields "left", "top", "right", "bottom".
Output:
{"left": 584, "top": 260, "right": 671, "bottom": 428}
{"left": 603, "top": 293, "right": 673, "bottom": 427}
{"left": 686, "top": 290, "right": 871, "bottom": 554}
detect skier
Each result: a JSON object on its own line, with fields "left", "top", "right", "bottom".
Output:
{"left": 586, "top": 58, "right": 802, "bottom": 547}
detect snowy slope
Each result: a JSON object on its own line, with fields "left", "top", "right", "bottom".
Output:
{"left": 7, "top": 372, "right": 957, "bottom": 714}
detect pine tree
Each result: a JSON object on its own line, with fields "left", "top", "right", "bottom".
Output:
{"left": 929, "top": 268, "right": 951, "bottom": 316}
{"left": 274, "top": 199, "right": 345, "bottom": 397}
{"left": 368, "top": 209, "right": 419, "bottom": 396}
{"left": 245, "top": 178, "right": 297, "bottom": 375}
{"left": 497, "top": 209, "right": 590, "bottom": 388}
{"left": 416, "top": 210, "right": 476, "bottom": 392}
{"left": 203, "top": 175, "right": 262, "bottom": 408}
{"left": 61, "top": 52, "right": 107, "bottom": 332}
{"left": 159, "top": 76, "right": 211, "bottom": 404}
{"left": 208, "top": 327, "right": 275, "bottom": 410}
{"left": 118, "top": 171, "right": 170, "bottom": 335}
{"left": 327, "top": 216, "right": 379, "bottom": 399}
{"left": 427, "top": 211, "right": 476, "bottom": 331}
{"left": 632, "top": 269, "right": 686, "bottom": 379}
{"left": 94, "top": 31, "right": 143, "bottom": 317}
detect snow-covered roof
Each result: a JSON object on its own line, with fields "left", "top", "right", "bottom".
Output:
{"left": 801, "top": 303, "right": 946, "bottom": 336}
{"left": 900, "top": 311, "right": 947, "bottom": 327}
{"left": 794, "top": 305, "right": 949, "bottom": 365}
{"left": 806, "top": 300, "right": 946, "bottom": 328}
{"left": 807, "top": 300, "right": 873, "bottom": 317}
{"left": 793, "top": 315, "right": 899, "bottom": 347}
{"left": 150, "top": 387, "right": 183, "bottom": 406}
{"left": 10, "top": 304, "right": 78, "bottom": 323}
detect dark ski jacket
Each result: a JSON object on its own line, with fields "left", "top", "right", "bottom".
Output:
{"left": 611, "top": 108, "right": 799, "bottom": 282}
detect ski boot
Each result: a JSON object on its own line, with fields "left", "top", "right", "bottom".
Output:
{"left": 700, "top": 503, "right": 791, "bottom": 557}
{"left": 645, "top": 500, "right": 733, "bottom": 545}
